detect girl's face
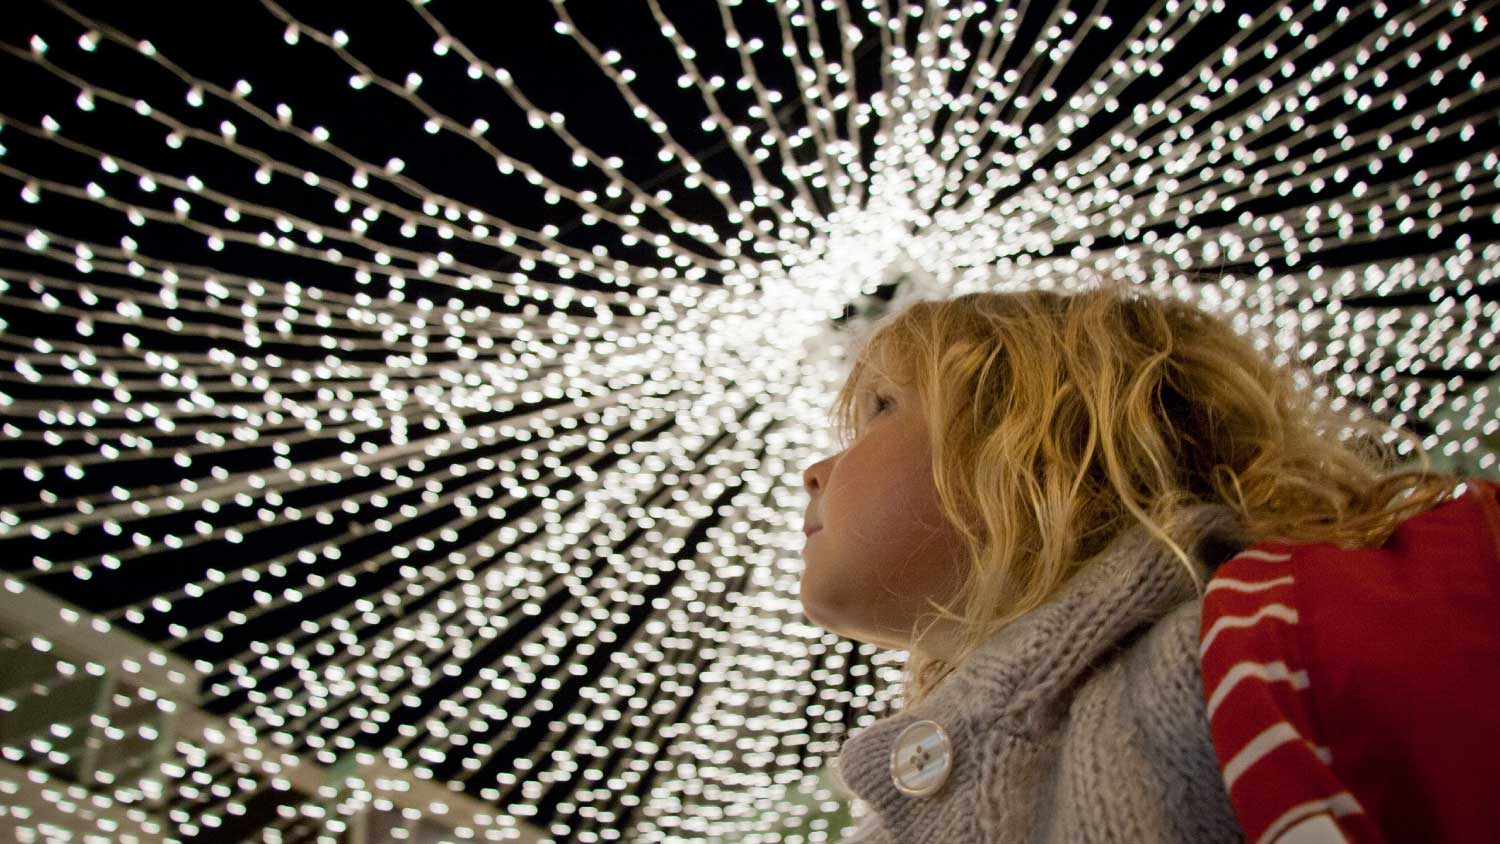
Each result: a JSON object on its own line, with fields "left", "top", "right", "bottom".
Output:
{"left": 800, "top": 371, "right": 969, "bottom": 657}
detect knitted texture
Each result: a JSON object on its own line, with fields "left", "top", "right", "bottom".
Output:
{"left": 835, "top": 505, "right": 1248, "bottom": 844}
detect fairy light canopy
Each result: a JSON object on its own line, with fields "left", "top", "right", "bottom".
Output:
{"left": 0, "top": 0, "right": 1497, "bottom": 842}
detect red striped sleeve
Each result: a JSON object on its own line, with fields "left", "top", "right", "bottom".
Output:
{"left": 1199, "top": 545, "right": 1385, "bottom": 844}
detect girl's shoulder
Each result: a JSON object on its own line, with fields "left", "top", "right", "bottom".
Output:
{"left": 1198, "top": 477, "right": 1500, "bottom": 844}
{"left": 1203, "top": 477, "right": 1499, "bottom": 656}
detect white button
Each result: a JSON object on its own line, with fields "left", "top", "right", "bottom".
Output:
{"left": 889, "top": 719, "right": 953, "bottom": 797}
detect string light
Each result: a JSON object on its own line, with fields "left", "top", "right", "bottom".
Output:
{"left": 0, "top": 1, "right": 1496, "bottom": 842}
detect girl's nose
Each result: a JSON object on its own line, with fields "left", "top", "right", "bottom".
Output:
{"left": 802, "top": 452, "right": 836, "bottom": 493}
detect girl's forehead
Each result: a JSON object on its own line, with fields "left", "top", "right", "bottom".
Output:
{"left": 855, "top": 339, "right": 913, "bottom": 386}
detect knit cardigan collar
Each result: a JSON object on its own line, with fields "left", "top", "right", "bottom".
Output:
{"left": 835, "top": 504, "right": 1248, "bottom": 840}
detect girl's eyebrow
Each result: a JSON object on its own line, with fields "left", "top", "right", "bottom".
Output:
{"left": 864, "top": 372, "right": 906, "bottom": 394}
{"left": 854, "top": 379, "right": 891, "bottom": 404}
{"left": 859, "top": 363, "right": 897, "bottom": 389}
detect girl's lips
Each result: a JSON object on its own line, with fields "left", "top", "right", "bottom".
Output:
{"left": 803, "top": 525, "right": 822, "bottom": 536}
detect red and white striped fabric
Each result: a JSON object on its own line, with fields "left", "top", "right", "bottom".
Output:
{"left": 1198, "top": 479, "right": 1500, "bottom": 844}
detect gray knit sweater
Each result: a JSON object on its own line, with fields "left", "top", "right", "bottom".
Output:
{"left": 834, "top": 506, "right": 1249, "bottom": 844}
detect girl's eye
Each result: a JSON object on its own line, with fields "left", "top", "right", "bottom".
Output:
{"left": 853, "top": 390, "right": 893, "bottom": 432}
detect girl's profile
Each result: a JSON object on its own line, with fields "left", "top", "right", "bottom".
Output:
{"left": 801, "top": 281, "right": 1499, "bottom": 843}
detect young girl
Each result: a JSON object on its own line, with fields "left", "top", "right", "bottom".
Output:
{"left": 799, "top": 282, "right": 1499, "bottom": 843}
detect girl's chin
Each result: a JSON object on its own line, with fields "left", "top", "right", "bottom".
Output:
{"left": 798, "top": 583, "right": 866, "bottom": 640}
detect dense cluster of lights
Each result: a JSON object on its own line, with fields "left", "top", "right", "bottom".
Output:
{"left": 0, "top": 0, "right": 1495, "bottom": 842}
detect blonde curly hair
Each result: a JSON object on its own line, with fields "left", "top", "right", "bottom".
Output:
{"left": 830, "top": 280, "right": 1460, "bottom": 709}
